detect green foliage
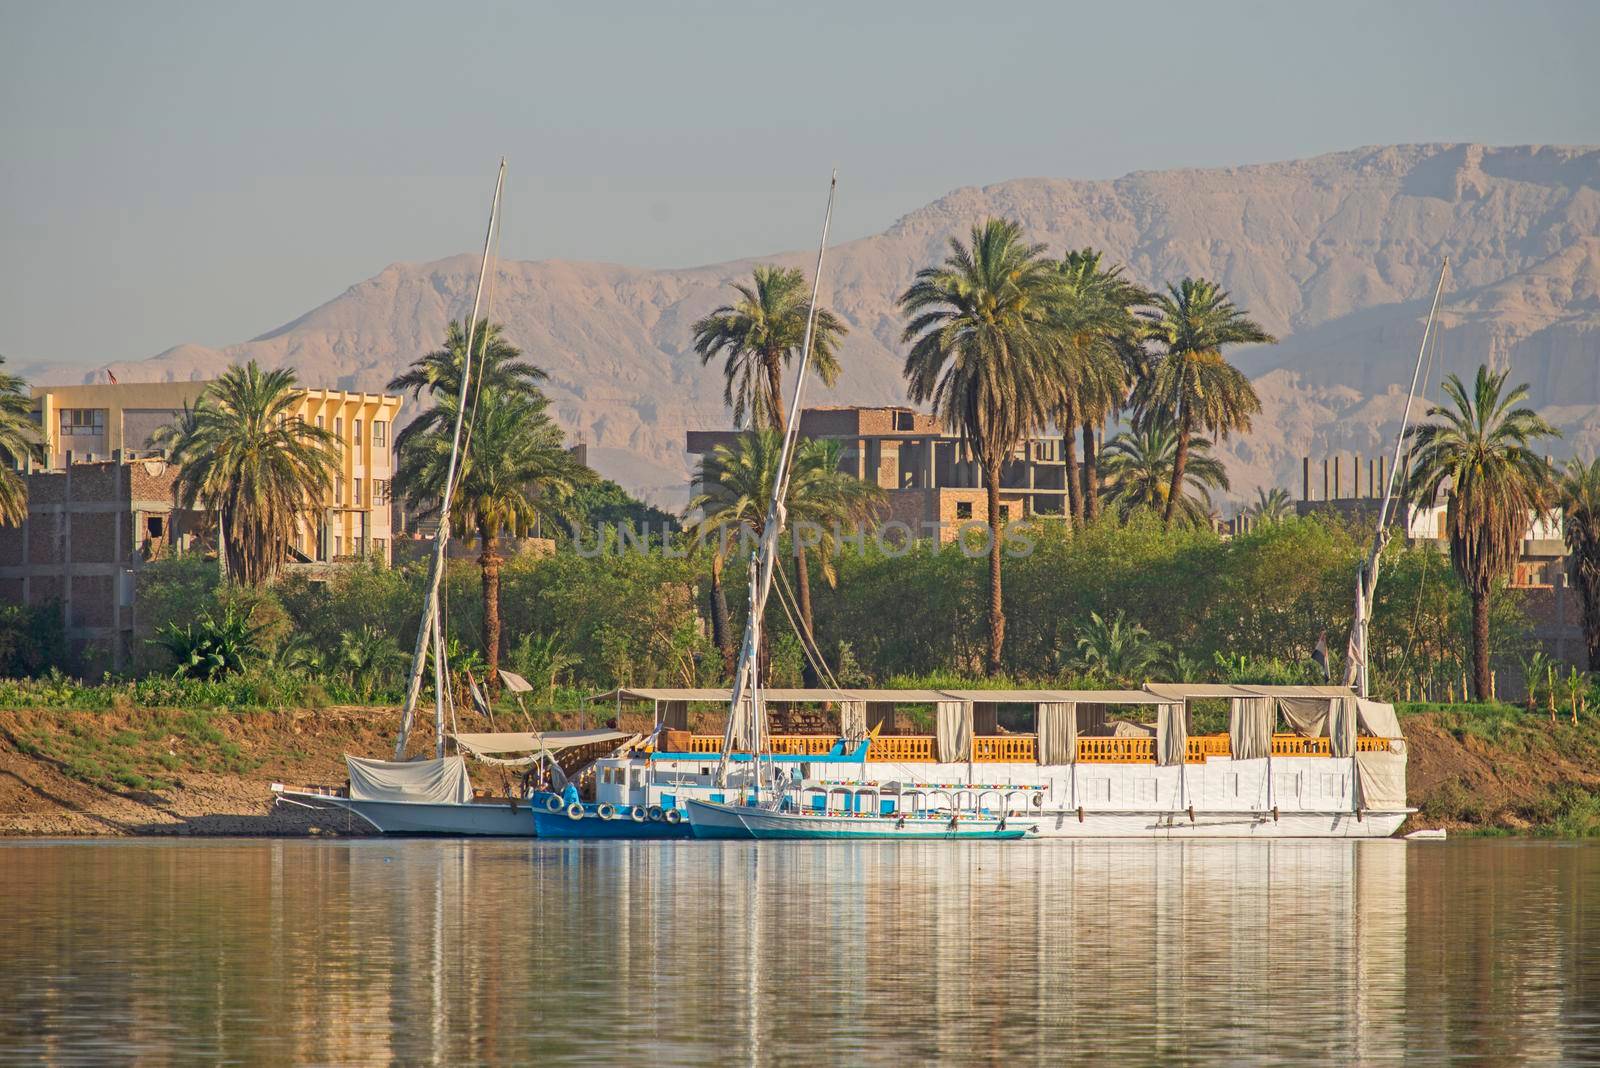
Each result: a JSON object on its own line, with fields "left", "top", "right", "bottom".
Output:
{"left": 0, "top": 600, "right": 68, "bottom": 678}
{"left": 1072, "top": 610, "right": 1169, "bottom": 686}
{"left": 150, "top": 606, "right": 264, "bottom": 680}
{"left": 0, "top": 355, "right": 38, "bottom": 524}
{"left": 568, "top": 478, "right": 679, "bottom": 538}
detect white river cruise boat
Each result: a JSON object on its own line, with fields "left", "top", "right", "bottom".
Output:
{"left": 586, "top": 683, "right": 1412, "bottom": 839}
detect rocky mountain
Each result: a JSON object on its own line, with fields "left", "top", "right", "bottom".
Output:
{"left": 101, "top": 143, "right": 1600, "bottom": 507}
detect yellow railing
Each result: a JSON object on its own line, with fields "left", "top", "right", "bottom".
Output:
{"left": 974, "top": 735, "right": 1036, "bottom": 763}
{"left": 868, "top": 735, "right": 935, "bottom": 762}
{"left": 1077, "top": 736, "right": 1156, "bottom": 763}
{"left": 678, "top": 732, "right": 1397, "bottom": 762}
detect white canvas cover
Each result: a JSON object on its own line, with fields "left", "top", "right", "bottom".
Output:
{"left": 1355, "top": 751, "right": 1407, "bottom": 810}
{"left": 1330, "top": 697, "right": 1359, "bottom": 758}
{"left": 1278, "top": 696, "right": 1332, "bottom": 738}
{"left": 346, "top": 755, "right": 473, "bottom": 805}
{"left": 1357, "top": 699, "right": 1406, "bottom": 751}
{"left": 1229, "top": 697, "right": 1274, "bottom": 761}
{"left": 1036, "top": 702, "right": 1076, "bottom": 765}
{"left": 1156, "top": 703, "right": 1187, "bottom": 767}
{"left": 935, "top": 701, "right": 972, "bottom": 762}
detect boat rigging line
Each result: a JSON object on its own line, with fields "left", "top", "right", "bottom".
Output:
{"left": 395, "top": 158, "right": 507, "bottom": 759}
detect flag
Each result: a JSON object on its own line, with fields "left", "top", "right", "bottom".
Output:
{"left": 105, "top": 368, "right": 117, "bottom": 384}
{"left": 1312, "top": 630, "right": 1330, "bottom": 682}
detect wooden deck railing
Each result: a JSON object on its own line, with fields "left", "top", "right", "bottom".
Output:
{"left": 676, "top": 732, "right": 1397, "bottom": 763}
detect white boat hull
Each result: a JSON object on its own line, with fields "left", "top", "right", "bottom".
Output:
{"left": 686, "top": 799, "right": 1035, "bottom": 840}
{"left": 1025, "top": 809, "right": 1409, "bottom": 839}
{"left": 276, "top": 790, "right": 535, "bottom": 836}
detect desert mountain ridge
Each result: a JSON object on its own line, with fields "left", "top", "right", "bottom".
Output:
{"left": 92, "top": 142, "right": 1600, "bottom": 507}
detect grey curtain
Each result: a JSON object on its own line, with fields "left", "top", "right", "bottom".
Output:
{"left": 1156, "top": 703, "right": 1187, "bottom": 767}
{"left": 1229, "top": 697, "right": 1274, "bottom": 761}
{"left": 1278, "top": 697, "right": 1331, "bottom": 738}
{"left": 1036, "top": 702, "right": 1076, "bottom": 765}
{"left": 1330, "top": 696, "right": 1358, "bottom": 758}
{"left": 1355, "top": 751, "right": 1407, "bottom": 809}
{"left": 660, "top": 700, "right": 689, "bottom": 731}
{"left": 839, "top": 700, "right": 867, "bottom": 742}
{"left": 935, "top": 701, "right": 973, "bottom": 762}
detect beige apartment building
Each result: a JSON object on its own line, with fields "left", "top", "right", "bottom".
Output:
{"left": 28, "top": 380, "right": 403, "bottom": 564}
{"left": 686, "top": 405, "right": 1071, "bottom": 542}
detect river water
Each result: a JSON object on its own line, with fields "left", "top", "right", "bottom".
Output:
{"left": 2, "top": 839, "right": 1598, "bottom": 1065}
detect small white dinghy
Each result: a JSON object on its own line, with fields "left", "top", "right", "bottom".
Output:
{"left": 1405, "top": 828, "right": 1447, "bottom": 840}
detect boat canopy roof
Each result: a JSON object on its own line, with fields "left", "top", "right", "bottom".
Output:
{"left": 939, "top": 688, "right": 1156, "bottom": 704}
{"left": 450, "top": 728, "right": 630, "bottom": 757}
{"left": 1144, "top": 683, "right": 1357, "bottom": 701}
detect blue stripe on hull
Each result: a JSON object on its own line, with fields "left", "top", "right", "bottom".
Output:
{"left": 532, "top": 813, "right": 693, "bottom": 839}
{"left": 743, "top": 827, "right": 1028, "bottom": 840}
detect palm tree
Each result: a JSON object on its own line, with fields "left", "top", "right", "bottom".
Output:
{"left": 1406, "top": 365, "right": 1558, "bottom": 700}
{"left": 899, "top": 218, "right": 1060, "bottom": 674}
{"left": 1557, "top": 456, "right": 1600, "bottom": 671}
{"left": 1099, "top": 421, "right": 1229, "bottom": 526}
{"left": 1052, "top": 250, "right": 1150, "bottom": 524}
{"left": 1248, "top": 487, "right": 1295, "bottom": 525}
{"left": 691, "top": 265, "right": 847, "bottom": 433}
{"left": 399, "top": 384, "right": 593, "bottom": 682}
{"left": 338, "top": 624, "right": 407, "bottom": 699}
{"left": 1072, "top": 609, "right": 1170, "bottom": 686}
{"left": 1136, "top": 278, "right": 1273, "bottom": 525}
{"left": 0, "top": 357, "right": 37, "bottom": 525}
{"left": 686, "top": 431, "right": 885, "bottom": 681}
{"left": 388, "top": 319, "right": 547, "bottom": 456}
{"left": 168, "top": 361, "right": 339, "bottom": 585}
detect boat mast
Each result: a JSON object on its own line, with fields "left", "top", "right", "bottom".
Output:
{"left": 717, "top": 171, "right": 838, "bottom": 787}
{"left": 394, "top": 159, "right": 507, "bottom": 759}
{"left": 1344, "top": 258, "right": 1449, "bottom": 697}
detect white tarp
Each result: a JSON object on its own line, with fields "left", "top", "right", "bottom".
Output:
{"left": 1278, "top": 696, "right": 1331, "bottom": 738}
{"left": 935, "top": 701, "right": 972, "bottom": 762}
{"left": 450, "top": 729, "right": 629, "bottom": 757}
{"left": 1356, "top": 751, "right": 1408, "bottom": 810}
{"left": 1330, "top": 697, "right": 1359, "bottom": 758}
{"left": 346, "top": 755, "right": 473, "bottom": 805}
{"left": 1036, "top": 702, "right": 1076, "bottom": 765}
{"left": 1156, "top": 703, "right": 1187, "bottom": 767}
{"left": 1229, "top": 697, "right": 1274, "bottom": 761}
{"left": 1357, "top": 699, "right": 1407, "bottom": 751}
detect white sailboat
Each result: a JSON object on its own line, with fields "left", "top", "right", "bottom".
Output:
{"left": 273, "top": 161, "right": 629, "bottom": 836}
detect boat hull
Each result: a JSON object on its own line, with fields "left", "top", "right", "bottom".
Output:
{"left": 532, "top": 810, "right": 692, "bottom": 839}
{"left": 278, "top": 791, "right": 536, "bottom": 836}
{"left": 1026, "top": 809, "right": 1409, "bottom": 839}
{"left": 687, "top": 799, "right": 1032, "bottom": 840}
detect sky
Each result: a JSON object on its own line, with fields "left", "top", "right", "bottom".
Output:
{"left": 2, "top": 0, "right": 1597, "bottom": 375}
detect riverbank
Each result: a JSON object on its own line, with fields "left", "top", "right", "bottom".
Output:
{"left": 2, "top": 702, "right": 1598, "bottom": 837}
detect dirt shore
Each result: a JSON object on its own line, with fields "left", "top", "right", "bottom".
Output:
{"left": 2, "top": 704, "right": 1598, "bottom": 837}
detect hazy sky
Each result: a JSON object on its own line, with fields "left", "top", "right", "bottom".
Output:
{"left": 3, "top": 0, "right": 1597, "bottom": 374}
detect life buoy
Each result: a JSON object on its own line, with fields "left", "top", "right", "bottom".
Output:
{"left": 543, "top": 793, "right": 564, "bottom": 813}
{"left": 630, "top": 805, "right": 646, "bottom": 823}
{"left": 1031, "top": 794, "right": 1043, "bottom": 808}
{"left": 566, "top": 802, "right": 585, "bottom": 820}
{"left": 647, "top": 805, "right": 664, "bottom": 822}
{"left": 597, "top": 803, "right": 617, "bottom": 821}
{"left": 663, "top": 808, "right": 683, "bottom": 825}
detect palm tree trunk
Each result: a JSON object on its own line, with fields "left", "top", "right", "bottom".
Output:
{"left": 1578, "top": 554, "right": 1600, "bottom": 672}
{"left": 1471, "top": 587, "right": 1492, "bottom": 702}
{"left": 764, "top": 351, "right": 787, "bottom": 433}
{"left": 795, "top": 547, "right": 820, "bottom": 687}
{"left": 1061, "top": 399, "right": 1082, "bottom": 527}
{"left": 708, "top": 557, "right": 734, "bottom": 679}
{"left": 1081, "top": 421, "right": 1100, "bottom": 522}
{"left": 479, "top": 520, "right": 502, "bottom": 690}
{"left": 984, "top": 458, "right": 1006, "bottom": 676}
{"left": 1164, "top": 410, "right": 1191, "bottom": 527}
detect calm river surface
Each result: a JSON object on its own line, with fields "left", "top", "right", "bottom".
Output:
{"left": 3, "top": 838, "right": 1598, "bottom": 1065}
